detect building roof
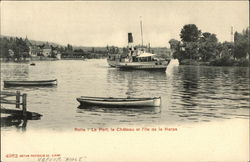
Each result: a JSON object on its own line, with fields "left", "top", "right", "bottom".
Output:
{"left": 137, "top": 52, "right": 156, "bottom": 58}
{"left": 24, "top": 37, "right": 32, "bottom": 46}
{"left": 43, "top": 42, "right": 51, "bottom": 49}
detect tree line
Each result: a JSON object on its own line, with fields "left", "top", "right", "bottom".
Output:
{"left": 0, "top": 37, "right": 30, "bottom": 60}
{"left": 169, "top": 24, "right": 249, "bottom": 66}
{"left": 0, "top": 37, "right": 108, "bottom": 60}
{"left": 61, "top": 44, "right": 108, "bottom": 59}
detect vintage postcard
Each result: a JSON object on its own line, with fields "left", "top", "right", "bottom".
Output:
{"left": 0, "top": 1, "right": 249, "bottom": 162}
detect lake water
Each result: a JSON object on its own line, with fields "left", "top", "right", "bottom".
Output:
{"left": 1, "top": 59, "right": 249, "bottom": 131}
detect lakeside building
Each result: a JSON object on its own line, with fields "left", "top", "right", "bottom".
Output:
{"left": 30, "top": 45, "right": 43, "bottom": 57}
{"left": 8, "top": 49, "right": 14, "bottom": 57}
{"left": 23, "top": 37, "right": 61, "bottom": 59}
{"left": 43, "top": 42, "right": 52, "bottom": 57}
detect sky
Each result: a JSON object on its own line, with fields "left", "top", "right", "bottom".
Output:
{"left": 1, "top": 1, "right": 249, "bottom": 47}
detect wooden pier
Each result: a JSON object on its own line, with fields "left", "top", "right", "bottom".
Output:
{"left": 0, "top": 91, "right": 42, "bottom": 119}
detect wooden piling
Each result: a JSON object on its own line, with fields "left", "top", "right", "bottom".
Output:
{"left": 22, "top": 94, "right": 27, "bottom": 117}
{"left": 16, "top": 91, "right": 20, "bottom": 108}
{"left": 1, "top": 91, "right": 42, "bottom": 119}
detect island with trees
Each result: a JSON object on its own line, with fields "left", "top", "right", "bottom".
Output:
{"left": 169, "top": 24, "right": 249, "bottom": 67}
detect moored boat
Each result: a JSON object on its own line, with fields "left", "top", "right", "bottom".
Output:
{"left": 4, "top": 79, "right": 57, "bottom": 87}
{"left": 76, "top": 96, "right": 161, "bottom": 107}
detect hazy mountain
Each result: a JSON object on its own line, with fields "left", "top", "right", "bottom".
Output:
{"left": 0, "top": 35, "right": 63, "bottom": 47}
{"left": 0, "top": 35, "right": 108, "bottom": 50}
{"left": 0, "top": 35, "right": 168, "bottom": 52}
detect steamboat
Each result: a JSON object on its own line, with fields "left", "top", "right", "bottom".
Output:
{"left": 107, "top": 32, "right": 170, "bottom": 71}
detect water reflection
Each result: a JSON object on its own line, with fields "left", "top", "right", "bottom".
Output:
{"left": 106, "top": 68, "right": 167, "bottom": 97}
{"left": 1, "top": 115, "right": 28, "bottom": 131}
{"left": 107, "top": 68, "right": 167, "bottom": 82}
{"left": 169, "top": 65, "right": 250, "bottom": 122}
{"left": 2, "top": 85, "right": 58, "bottom": 93}
{"left": 180, "top": 67, "right": 199, "bottom": 108}
{"left": 1, "top": 114, "right": 43, "bottom": 131}
{"left": 76, "top": 106, "right": 161, "bottom": 126}
{"left": 1, "top": 63, "right": 29, "bottom": 81}
{"left": 78, "top": 106, "right": 161, "bottom": 114}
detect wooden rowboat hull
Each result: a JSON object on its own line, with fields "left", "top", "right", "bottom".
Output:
{"left": 77, "top": 96, "right": 161, "bottom": 107}
{"left": 4, "top": 79, "right": 57, "bottom": 87}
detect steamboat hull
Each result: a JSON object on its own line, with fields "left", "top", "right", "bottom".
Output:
{"left": 117, "top": 65, "right": 167, "bottom": 71}
{"left": 115, "top": 62, "right": 168, "bottom": 71}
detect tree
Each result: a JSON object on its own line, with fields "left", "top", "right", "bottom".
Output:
{"left": 198, "top": 32, "right": 219, "bottom": 61}
{"left": 182, "top": 41, "right": 199, "bottom": 60}
{"left": 178, "top": 24, "right": 202, "bottom": 61}
{"left": 67, "top": 44, "right": 73, "bottom": 51}
{"left": 169, "top": 39, "right": 181, "bottom": 59}
{"left": 66, "top": 44, "right": 73, "bottom": 56}
{"left": 234, "top": 27, "right": 249, "bottom": 59}
{"left": 180, "top": 24, "right": 201, "bottom": 42}
{"left": 74, "top": 49, "right": 84, "bottom": 57}
{"left": 0, "top": 37, "right": 9, "bottom": 58}
{"left": 13, "top": 37, "right": 30, "bottom": 60}
{"left": 220, "top": 41, "right": 234, "bottom": 58}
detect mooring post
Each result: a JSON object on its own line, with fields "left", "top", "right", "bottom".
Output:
{"left": 16, "top": 91, "right": 20, "bottom": 108}
{"left": 22, "top": 93, "right": 27, "bottom": 117}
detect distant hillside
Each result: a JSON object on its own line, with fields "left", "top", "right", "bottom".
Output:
{"left": 0, "top": 35, "right": 169, "bottom": 52}
{"left": 28, "top": 40, "right": 63, "bottom": 47}
{"left": 0, "top": 35, "right": 108, "bottom": 51}
{"left": 74, "top": 46, "right": 107, "bottom": 51}
{"left": 0, "top": 35, "right": 64, "bottom": 47}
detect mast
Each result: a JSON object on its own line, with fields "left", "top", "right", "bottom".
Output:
{"left": 140, "top": 17, "right": 144, "bottom": 47}
{"left": 231, "top": 26, "right": 235, "bottom": 57}
{"left": 231, "top": 26, "right": 234, "bottom": 42}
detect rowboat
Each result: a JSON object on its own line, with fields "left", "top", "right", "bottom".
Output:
{"left": 76, "top": 96, "right": 161, "bottom": 107}
{"left": 4, "top": 79, "right": 57, "bottom": 87}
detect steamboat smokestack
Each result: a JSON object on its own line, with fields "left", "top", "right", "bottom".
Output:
{"left": 128, "top": 33, "right": 133, "bottom": 43}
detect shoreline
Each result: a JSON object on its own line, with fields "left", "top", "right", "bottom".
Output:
{"left": 0, "top": 57, "right": 249, "bottom": 67}
{"left": 178, "top": 59, "right": 249, "bottom": 67}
